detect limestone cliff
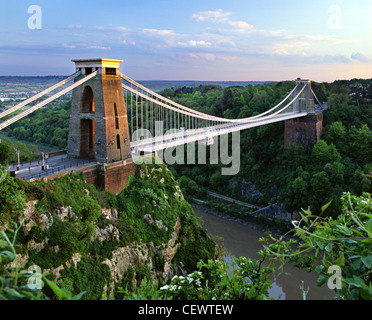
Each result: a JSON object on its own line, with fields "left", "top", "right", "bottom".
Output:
{"left": 5, "top": 162, "right": 216, "bottom": 300}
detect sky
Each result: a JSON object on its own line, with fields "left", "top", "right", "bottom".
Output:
{"left": 0, "top": 0, "right": 371, "bottom": 82}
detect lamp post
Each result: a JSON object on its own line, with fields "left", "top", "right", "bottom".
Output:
{"left": 16, "top": 150, "right": 20, "bottom": 171}
{"left": 41, "top": 152, "right": 45, "bottom": 170}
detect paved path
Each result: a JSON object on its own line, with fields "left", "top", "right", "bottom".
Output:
{"left": 8, "top": 154, "right": 97, "bottom": 181}
{"left": 207, "top": 191, "right": 262, "bottom": 209}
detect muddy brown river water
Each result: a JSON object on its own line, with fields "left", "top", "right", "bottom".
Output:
{"left": 193, "top": 208, "right": 335, "bottom": 300}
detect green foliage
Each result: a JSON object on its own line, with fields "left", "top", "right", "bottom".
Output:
{"left": 0, "top": 221, "right": 84, "bottom": 300}
{"left": 60, "top": 257, "right": 111, "bottom": 300}
{"left": 116, "top": 163, "right": 179, "bottom": 246}
{"left": 312, "top": 140, "right": 341, "bottom": 164}
{"left": 325, "top": 121, "right": 346, "bottom": 144}
{"left": 124, "top": 244, "right": 277, "bottom": 300}
{"left": 266, "top": 192, "right": 372, "bottom": 300}
{"left": 349, "top": 124, "right": 372, "bottom": 164}
{"left": 178, "top": 175, "right": 205, "bottom": 197}
{"left": 168, "top": 80, "right": 371, "bottom": 217}
{"left": 0, "top": 141, "right": 12, "bottom": 163}
{"left": 174, "top": 223, "right": 216, "bottom": 271}
{"left": 327, "top": 92, "right": 350, "bottom": 109}
{"left": 0, "top": 166, "right": 26, "bottom": 226}
{"left": 0, "top": 137, "right": 43, "bottom": 165}
{"left": 4, "top": 99, "right": 71, "bottom": 149}
{"left": 122, "top": 278, "right": 167, "bottom": 301}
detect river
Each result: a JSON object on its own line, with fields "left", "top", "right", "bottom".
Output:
{"left": 193, "top": 207, "right": 335, "bottom": 300}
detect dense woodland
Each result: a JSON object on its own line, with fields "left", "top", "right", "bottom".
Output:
{"left": 1, "top": 79, "right": 372, "bottom": 217}
{"left": 167, "top": 79, "right": 372, "bottom": 217}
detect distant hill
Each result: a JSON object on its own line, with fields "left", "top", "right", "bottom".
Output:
{"left": 0, "top": 76, "right": 273, "bottom": 94}
{"left": 137, "top": 80, "right": 273, "bottom": 92}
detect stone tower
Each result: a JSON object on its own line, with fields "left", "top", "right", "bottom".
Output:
{"left": 68, "top": 59, "right": 131, "bottom": 163}
{"left": 284, "top": 78, "right": 323, "bottom": 150}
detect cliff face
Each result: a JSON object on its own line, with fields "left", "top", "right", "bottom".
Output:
{"left": 7, "top": 162, "right": 216, "bottom": 300}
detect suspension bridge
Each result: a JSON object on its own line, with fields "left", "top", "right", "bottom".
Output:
{"left": 0, "top": 58, "right": 324, "bottom": 194}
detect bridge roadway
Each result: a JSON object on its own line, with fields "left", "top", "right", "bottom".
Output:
{"left": 131, "top": 111, "right": 308, "bottom": 153}
{"left": 9, "top": 154, "right": 97, "bottom": 181}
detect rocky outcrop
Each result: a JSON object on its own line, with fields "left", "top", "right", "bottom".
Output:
{"left": 12, "top": 202, "right": 187, "bottom": 299}
{"left": 6, "top": 162, "right": 216, "bottom": 300}
{"left": 24, "top": 200, "right": 53, "bottom": 233}
{"left": 102, "top": 216, "right": 182, "bottom": 296}
{"left": 251, "top": 203, "right": 298, "bottom": 222}
{"left": 231, "top": 180, "right": 264, "bottom": 201}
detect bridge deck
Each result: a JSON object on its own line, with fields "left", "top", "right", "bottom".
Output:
{"left": 8, "top": 154, "right": 97, "bottom": 181}
{"left": 131, "top": 111, "right": 308, "bottom": 153}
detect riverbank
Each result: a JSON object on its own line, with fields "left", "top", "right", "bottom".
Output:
{"left": 190, "top": 199, "right": 294, "bottom": 240}
{"left": 192, "top": 205, "right": 335, "bottom": 300}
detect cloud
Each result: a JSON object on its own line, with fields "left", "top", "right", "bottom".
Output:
{"left": 227, "top": 21, "right": 254, "bottom": 31}
{"left": 62, "top": 43, "right": 77, "bottom": 49}
{"left": 192, "top": 9, "right": 231, "bottom": 23}
{"left": 67, "top": 24, "right": 83, "bottom": 30}
{"left": 116, "top": 26, "right": 131, "bottom": 33}
{"left": 188, "top": 52, "right": 237, "bottom": 63}
{"left": 143, "top": 28, "right": 175, "bottom": 36}
{"left": 351, "top": 52, "right": 368, "bottom": 62}
{"left": 88, "top": 45, "right": 111, "bottom": 50}
{"left": 178, "top": 40, "right": 212, "bottom": 47}
{"left": 192, "top": 9, "right": 254, "bottom": 31}
{"left": 305, "top": 35, "right": 352, "bottom": 45}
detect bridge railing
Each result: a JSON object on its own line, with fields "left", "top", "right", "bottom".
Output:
{"left": 20, "top": 158, "right": 96, "bottom": 181}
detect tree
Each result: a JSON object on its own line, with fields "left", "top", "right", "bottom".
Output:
{"left": 331, "top": 162, "right": 345, "bottom": 185}
{"left": 210, "top": 171, "right": 228, "bottom": 191}
{"left": 238, "top": 105, "right": 251, "bottom": 119}
{"left": 349, "top": 124, "right": 372, "bottom": 164}
{"left": 325, "top": 121, "right": 346, "bottom": 144}
{"left": 250, "top": 91, "right": 269, "bottom": 113}
{"left": 0, "top": 166, "right": 26, "bottom": 226}
{"left": 0, "top": 141, "right": 12, "bottom": 163}
{"left": 162, "top": 88, "right": 175, "bottom": 98}
{"left": 223, "top": 109, "right": 235, "bottom": 119}
{"left": 327, "top": 93, "right": 349, "bottom": 108}
{"left": 288, "top": 176, "right": 309, "bottom": 210}
{"left": 312, "top": 140, "right": 341, "bottom": 164}
{"left": 221, "top": 88, "right": 234, "bottom": 113}
{"left": 178, "top": 176, "right": 199, "bottom": 196}
{"left": 266, "top": 192, "right": 372, "bottom": 300}
{"left": 310, "top": 171, "right": 332, "bottom": 210}
{"left": 353, "top": 170, "right": 372, "bottom": 194}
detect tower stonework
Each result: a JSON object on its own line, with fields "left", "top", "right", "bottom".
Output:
{"left": 284, "top": 79, "right": 323, "bottom": 150}
{"left": 67, "top": 59, "right": 135, "bottom": 195}
{"left": 68, "top": 59, "right": 131, "bottom": 163}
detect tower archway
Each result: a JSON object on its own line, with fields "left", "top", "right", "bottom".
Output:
{"left": 80, "top": 119, "right": 95, "bottom": 158}
{"left": 81, "top": 86, "right": 95, "bottom": 113}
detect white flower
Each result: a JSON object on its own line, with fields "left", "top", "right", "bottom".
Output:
{"left": 212, "top": 297, "right": 216, "bottom": 300}
{"left": 160, "top": 285, "right": 169, "bottom": 290}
